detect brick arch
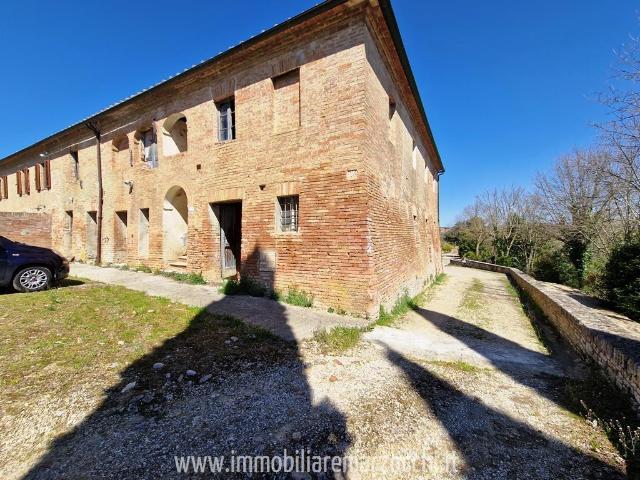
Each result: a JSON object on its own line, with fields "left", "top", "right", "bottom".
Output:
{"left": 163, "top": 186, "right": 188, "bottom": 262}
{"left": 162, "top": 113, "right": 188, "bottom": 156}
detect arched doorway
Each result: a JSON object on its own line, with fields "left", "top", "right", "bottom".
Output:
{"left": 163, "top": 186, "right": 188, "bottom": 262}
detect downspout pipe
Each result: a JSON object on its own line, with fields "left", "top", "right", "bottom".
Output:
{"left": 84, "top": 121, "right": 103, "bottom": 265}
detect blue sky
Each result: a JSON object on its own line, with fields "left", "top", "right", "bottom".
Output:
{"left": 0, "top": 1, "right": 637, "bottom": 226}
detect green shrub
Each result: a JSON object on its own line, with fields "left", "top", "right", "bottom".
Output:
{"left": 282, "top": 287, "right": 313, "bottom": 308}
{"left": 441, "top": 241, "right": 454, "bottom": 253}
{"left": 582, "top": 255, "right": 608, "bottom": 298}
{"left": 222, "top": 276, "right": 268, "bottom": 297}
{"left": 463, "top": 251, "right": 482, "bottom": 261}
{"left": 495, "top": 255, "right": 517, "bottom": 268}
{"left": 604, "top": 240, "right": 640, "bottom": 321}
{"left": 533, "top": 249, "right": 581, "bottom": 288}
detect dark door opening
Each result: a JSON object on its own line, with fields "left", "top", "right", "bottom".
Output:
{"left": 217, "top": 202, "right": 242, "bottom": 276}
{"left": 114, "top": 211, "right": 128, "bottom": 263}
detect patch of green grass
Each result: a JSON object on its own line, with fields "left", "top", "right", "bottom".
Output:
{"left": 411, "top": 273, "right": 448, "bottom": 308}
{"left": 315, "top": 274, "right": 449, "bottom": 353}
{"left": 434, "top": 272, "right": 448, "bottom": 285}
{"left": 503, "top": 279, "right": 519, "bottom": 299}
{"left": 109, "top": 263, "right": 207, "bottom": 285}
{"left": 0, "top": 281, "right": 286, "bottom": 411}
{"left": 427, "top": 359, "right": 483, "bottom": 373}
{"left": 155, "top": 270, "right": 207, "bottom": 285}
{"left": 221, "top": 279, "right": 312, "bottom": 307}
{"left": 505, "top": 279, "right": 553, "bottom": 352}
{"left": 458, "top": 278, "right": 485, "bottom": 313}
{"left": 376, "top": 293, "right": 416, "bottom": 327}
{"left": 281, "top": 287, "right": 313, "bottom": 308}
{"left": 313, "top": 326, "right": 362, "bottom": 354}
{"left": 327, "top": 307, "right": 347, "bottom": 315}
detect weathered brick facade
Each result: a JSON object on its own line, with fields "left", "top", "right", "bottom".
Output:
{"left": 0, "top": 212, "right": 52, "bottom": 249}
{"left": 0, "top": 0, "right": 444, "bottom": 316}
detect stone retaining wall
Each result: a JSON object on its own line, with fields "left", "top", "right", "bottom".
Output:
{"left": 451, "top": 258, "right": 640, "bottom": 411}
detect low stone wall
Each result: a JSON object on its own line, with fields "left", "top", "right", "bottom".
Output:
{"left": 451, "top": 258, "right": 640, "bottom": 411}
{"left": 0, "top": 212, "right": 52, "bottom": 248}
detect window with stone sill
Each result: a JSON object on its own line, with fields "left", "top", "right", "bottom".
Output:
{"left": 217, "top": 97, "right": 236, "bottom": 142}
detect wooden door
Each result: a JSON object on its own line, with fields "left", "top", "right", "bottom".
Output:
{"left": 219, "top": 203, "right": 241, "bottom": 274}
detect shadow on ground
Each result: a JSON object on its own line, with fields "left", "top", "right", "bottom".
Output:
{"left": 23, "top": 249, "right": 349, "bottom": 479}
{"left": 0, "top": 278, "right": 86, "bottom": 296}
{"left": 412, "top": 305, "right": 588, "bottom": 411}
{"left": 409, "top": 284, "right": 633, "bottom": 478}
{"left": 386, "top": 348, "right": 625, "bottom": 479}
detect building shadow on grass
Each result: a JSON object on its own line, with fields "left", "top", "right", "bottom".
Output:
{"left": 24, "top": 248, "right": 349, "bottom": 479}
{"left": 386, "top": 348, "right": 626, "bottom": 479}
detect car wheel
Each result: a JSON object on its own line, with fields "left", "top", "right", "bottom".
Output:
{"left": 12, "top": 266, "right": 52, "bottom": 293}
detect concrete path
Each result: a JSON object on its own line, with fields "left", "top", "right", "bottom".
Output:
{"left": 365, "top": 265, "right": 565, "bottom": 375}
{"left": 70, "top": 263, "right": 367, "bottom": 341}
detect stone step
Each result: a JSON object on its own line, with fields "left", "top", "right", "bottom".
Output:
{"left": 168, "top": 260, "right": 187, "bottom": 269}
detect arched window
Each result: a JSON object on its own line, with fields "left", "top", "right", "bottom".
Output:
{"left": 112, "top": 135, "right": 132, "bottom": 166}
{"left": 162, "top": 113, "right": 188, "bottom": 156}
{"left": 135, "top": 126, "right": 158, "bottom": 168}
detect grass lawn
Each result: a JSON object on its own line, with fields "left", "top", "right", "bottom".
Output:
{"left": 0, "top": 279, "right": 289, "bottom": 413}
{"left": 313, "top": 273, "right": 448, "bottom": 354}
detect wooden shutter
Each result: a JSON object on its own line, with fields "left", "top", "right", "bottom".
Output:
{"left": 0, "top": 178, "right": 3, "bottom": 201}
{"left": 2, "top": 176, "right": 7, "bottom": 199}
{"left": 44, "top": 160, "right": 51, "bottom": 189}
{"left": 35, "top": 164, "right": 42, "bottom": 191}
{"left": 16, "top": 171, "right": 22, "bottom": 196}
{"left": 23, "top": 168, "right": 30, "bottom": 195}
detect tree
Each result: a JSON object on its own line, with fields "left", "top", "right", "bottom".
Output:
{"left": 447, "top": 187, "right": 550, "bottom": 273}
{"left": 534, "top": 150, "right": 613, "bottom": 284}
{"left": 597, "top": 36, "right": 640, "bottom": 240}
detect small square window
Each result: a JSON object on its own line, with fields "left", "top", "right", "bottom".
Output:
{"left": 217, "top": 97, "right": 236, "bottom": 141}
{"left": 277, "top": 195, "right": 299, "bottom": 232}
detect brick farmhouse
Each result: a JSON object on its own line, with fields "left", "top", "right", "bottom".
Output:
{"left": 0, "top": 0, "right": 444, "bottom": 317}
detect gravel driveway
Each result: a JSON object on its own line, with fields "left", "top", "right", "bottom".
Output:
{"left": 7, "top": 266, "right": 627, "bottom": 479}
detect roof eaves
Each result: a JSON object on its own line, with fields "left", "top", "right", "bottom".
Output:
{"left": 0, "top": 0, "right": 347, "bottom": 165}
{"left": 377, "top": 0, "right": 444, "bottom": 173}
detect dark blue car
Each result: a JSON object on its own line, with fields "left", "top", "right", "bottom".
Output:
{"left": 0, "top": 236, "right": 69, "bottom": 292}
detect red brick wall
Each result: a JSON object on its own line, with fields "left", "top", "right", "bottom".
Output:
{"left": 361, "top": 20, "right": 443, "bottom": 312}
{"left": 0, "top": 212, "right": 52, "bottom": 248}
{"left": 0, "top": 2, "right": 442, "bottom": 316}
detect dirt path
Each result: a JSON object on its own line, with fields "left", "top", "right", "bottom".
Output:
{"left": 365, "top": 266, "right": 561, "bottom": 374}
{"left": 71, "top": 263, "right": 367, "bottom": 341}
{"left": 5, "top": 266, "right": 626, "bottom": 479}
